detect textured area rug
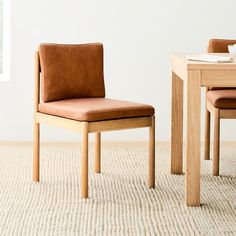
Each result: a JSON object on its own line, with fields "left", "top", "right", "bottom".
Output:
{"left": 0, "top": 143, "right": 235, "bottom": 235}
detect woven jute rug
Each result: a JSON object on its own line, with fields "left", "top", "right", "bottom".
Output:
{"left": 0, "top": 143, "right": 235, "bottom": 235}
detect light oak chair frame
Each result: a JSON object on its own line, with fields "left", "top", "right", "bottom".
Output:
{"left": 33, "top": 51, "right": 155, "bottom": 198}
{"left": 204, "top": 40, "right": 236, "bottom": 176}
{"left": 205, "top": 97, "right": 236, "bottom": 176}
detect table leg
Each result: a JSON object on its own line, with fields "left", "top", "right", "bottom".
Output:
{"left": 186, "top": 70, "right": 201, "bottom": 206}
{"left": 171, "top": 72, "right": 183, "bottom": 174}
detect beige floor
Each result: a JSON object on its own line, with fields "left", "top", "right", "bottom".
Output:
{"left": 0, "top": 142, "right": 235, "bottom": 235}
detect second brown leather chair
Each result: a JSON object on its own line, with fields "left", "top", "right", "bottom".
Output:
{"left": 204, "top": 39, "right": 236, "bottom": 176}
{"left": 33, "top": 43, "right": 155, "bottom": 198}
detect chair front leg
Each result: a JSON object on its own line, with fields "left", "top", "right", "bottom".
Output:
{"left": 81, "top": 122, "right": 89, "bottom": 198}
{"left": 213, "top": 109, "right": 220, "bottom": 176}
{"left": 148, "top": 115, "right": 155, "bottom": 188}
{"left": 33, "top": 122, "right": 40, "bottom": 181}
{"left": 94, "top": 132, "right": 101, "bottom": 173}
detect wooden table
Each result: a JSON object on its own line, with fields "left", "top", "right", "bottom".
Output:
{"left": 171, "top": 54, "right": 236, "bottom": 206}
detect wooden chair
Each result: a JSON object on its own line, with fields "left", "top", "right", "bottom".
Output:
{"left": 33, "top": 43, "right": 155, "bottom": 198}
{"left": 204, "top": 39, "right": 236, "bottom": 176}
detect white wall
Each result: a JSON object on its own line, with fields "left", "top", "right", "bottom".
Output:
{"left": 0, "top": 0, "right": 236, "bottom": 141}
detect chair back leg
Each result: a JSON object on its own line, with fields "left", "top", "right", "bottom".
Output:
{"left": 204, "top": 109, "right": 211, "bottom": 160}
{"left": 33, "top": 123, "right": 40, "bottom": 181}
{"left": 33, "top": 51, "right": 40, "bottom": 182}
{"left": 213, "top": 109, "right": 220, "bottom": 176}
{"left": 148, "top": 115, "right": 155, "bottom": 188}
{"left": 94, "top": 132, "right": 101, "bottom": 173}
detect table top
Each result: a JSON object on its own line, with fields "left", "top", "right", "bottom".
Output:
{"left": 172, "top": 53, "right": 236, "bottom": 70}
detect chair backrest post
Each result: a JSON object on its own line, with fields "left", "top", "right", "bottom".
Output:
{"left": 34, "top": 51, "right": 40, "bottom": 114}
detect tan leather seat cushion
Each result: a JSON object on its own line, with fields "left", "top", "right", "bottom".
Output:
{"left": 38, "top": 98, "right": 155, "bottom": 122}
{"left": 39, "top": 43, "right": 105, "bottom": 102}
{"left": 207, "top": 90, "right": 236, "bottom": 109}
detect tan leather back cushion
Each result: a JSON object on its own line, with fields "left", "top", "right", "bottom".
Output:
{"left": 208, "top": 39, "right": 236, "bottom": 90}
{"left": 208, "top": 39, "right": 236, "bottom": 53}
{"left": 39, "top": 43, "right": 105, "bottom": 102}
